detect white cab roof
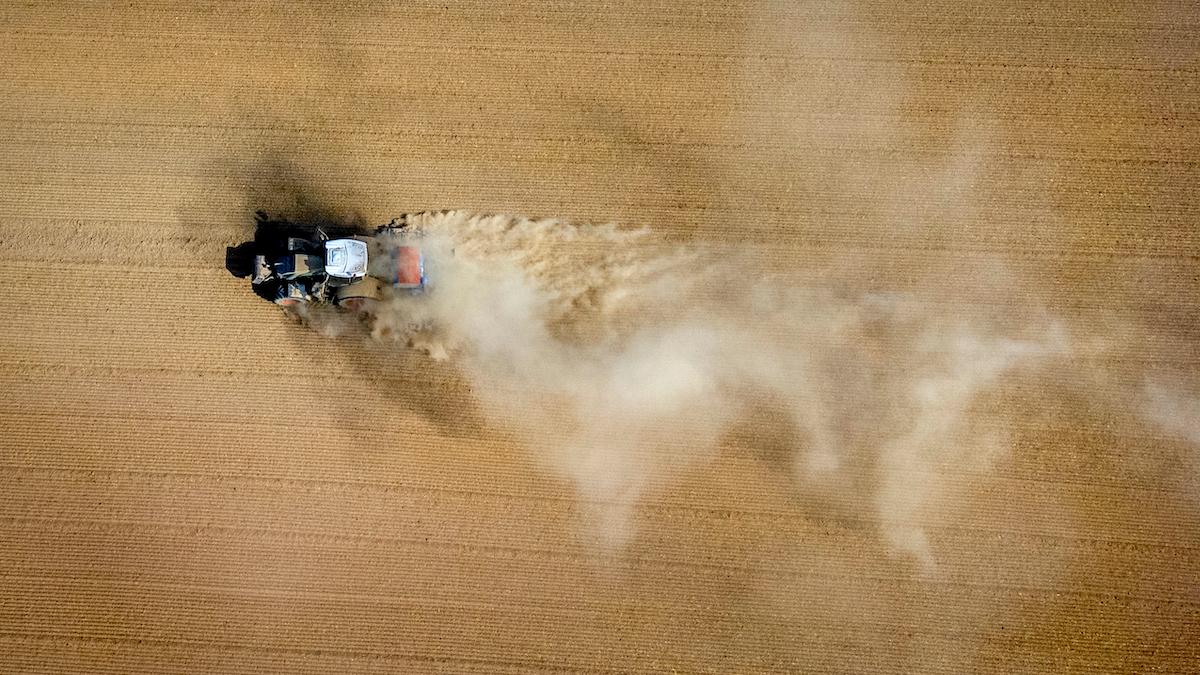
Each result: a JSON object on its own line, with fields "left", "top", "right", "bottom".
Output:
{"left": 324, "top": 239, "right": 368, "bottom": 278}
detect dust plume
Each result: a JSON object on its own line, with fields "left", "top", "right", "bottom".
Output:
{"left": 298, "top": 209, "right": 1070, "bottom": 566}
{"left": 262, "top": 4, "right": 1187, "bottom": 573}
{"left": 1144, "top": 377, "right": 1200, "bottom": 447}
{"left": 1142, "top": 376, "right": 1200, "bottom": 502}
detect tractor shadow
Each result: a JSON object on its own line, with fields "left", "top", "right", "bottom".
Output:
{"left": 180, "top": 151, "right": 493, "bottom": 445}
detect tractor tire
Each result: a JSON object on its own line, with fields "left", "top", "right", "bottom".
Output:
{"left": 334, "top": 277, "right": 384, "bottom": 312}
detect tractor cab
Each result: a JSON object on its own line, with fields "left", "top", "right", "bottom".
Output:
{"left": 324, "top": 239, "right": 368, "bottom": 280}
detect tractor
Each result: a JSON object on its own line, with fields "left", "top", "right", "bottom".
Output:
{"left": 225, "top": 212, "right": 425, "bottom": 310}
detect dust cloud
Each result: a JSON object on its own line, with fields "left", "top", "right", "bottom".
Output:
{"left": 274, "top": 5, "right": 1192, "bottom": 572}
{"left": 294, "top": 210, "right": 1070, "bottom": 568}
{"left": 1142, "top": 377, "right": 1200, "bottom": 502}
{"left": 1144, "top": 378, "right": 1200, "bottom": 448}
{"left": 301, "top": 7, "right": 1082, "bottom": 566}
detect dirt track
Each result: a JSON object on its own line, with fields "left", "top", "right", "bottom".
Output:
{"left": 2, "top": 2, "right": 1199, "bottom": 672}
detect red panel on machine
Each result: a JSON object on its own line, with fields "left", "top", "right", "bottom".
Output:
{"left": 393, "top": 246, "right": 424, "bottom": 288}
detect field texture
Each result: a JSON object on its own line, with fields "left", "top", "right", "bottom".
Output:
{"left": 2, "top": 1, "right": 1199, "bottom": 672}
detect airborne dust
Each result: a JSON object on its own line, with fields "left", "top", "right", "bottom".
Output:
{"left": 279, "top": 6, "right": 1198, "bottom": 573}
{"left": 289, "top": 209, "right": 1083, "bottom": 570}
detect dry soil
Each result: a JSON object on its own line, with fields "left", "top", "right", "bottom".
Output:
{"left": 1, "top": 1, "right": 1198, "bottom": 673}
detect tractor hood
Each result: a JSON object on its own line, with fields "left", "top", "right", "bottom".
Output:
{"left": 324, "top": 239, "right": 368, "bottom": 278}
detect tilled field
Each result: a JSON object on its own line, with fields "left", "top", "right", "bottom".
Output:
{"left": 1, "top": 2, "right": 1198, "bottom": 672}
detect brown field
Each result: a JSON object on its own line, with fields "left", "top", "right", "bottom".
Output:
{"left": 2, "top": 1, "right": 1199, "bottom": 672}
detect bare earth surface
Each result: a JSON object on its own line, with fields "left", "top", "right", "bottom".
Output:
{"left": 2, "top": 1, "right": 1199, "bottom": 672}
